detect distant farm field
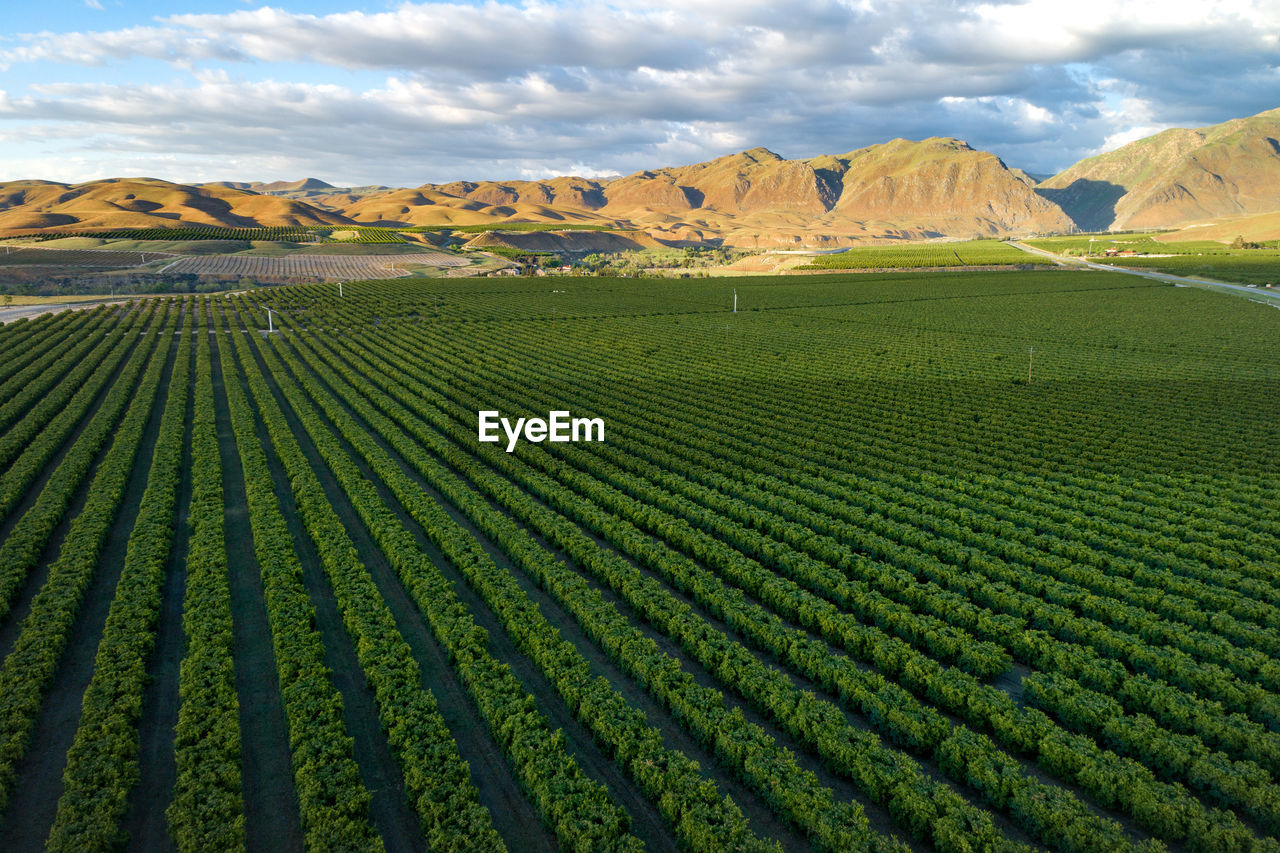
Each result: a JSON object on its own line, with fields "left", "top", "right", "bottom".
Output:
{"left": 0, "top": 247, "right": 176, "bottom": 267}
{"left": 161, "top": 252, "right": 466, "bottom": 279}
{"left": 0, "top": 272, "right": 1277, "bottom": 852}
{"left": 794, "top": 239, "right": 1052, "bottom": 270}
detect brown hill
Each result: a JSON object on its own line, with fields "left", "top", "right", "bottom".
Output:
{"left": 0, "top": 177, "right": 353, "bottom": 236}
{"left": 463, "top": 229, "right": 665, "bottom": 254}
{"left": 22, "top": 111, "right": 1280, "bottom": 246}
{"left": 1038, "top": 107, "right": 1280, "bottom": 231}
{"left": 324, "top": 137, "right": 1071, "bottom": 245}
{"left": 1155, "top": 210, "right": 1280, "bottom": 243}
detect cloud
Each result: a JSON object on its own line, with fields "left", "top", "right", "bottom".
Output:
{"left": 0, "top": 0, "right": 1277, "bottom": 182}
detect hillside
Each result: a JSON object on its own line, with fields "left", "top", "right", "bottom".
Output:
{"left": 5, "top": 109, "right": 1279, "bottom": 244}
{"left": 337, "top": 137, "right": 1072, "bottom": 245}
{"left": 0, "top": 177, "right": 354, "bottom": 236}
{"left": 1038, "top": 107, "right": 1280, "bottom": 232}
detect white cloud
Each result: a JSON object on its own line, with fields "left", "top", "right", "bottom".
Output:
{"left": 0, "top": 0, "right": 1277, "bottom": 182}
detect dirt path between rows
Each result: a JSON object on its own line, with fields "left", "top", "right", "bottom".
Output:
{"left": 232, "top": 321, "right": 425, "bottom": 853}
{"left": 209, "top": 329, "right": 305, "bottom": 853}
{"left": 125, "top": 335, "right": 196, "bottom": 852}
{"left": 287, "top": 325, "right": 830, "bottom": 850}
{"left": 0, "top": 313, "right": 179, "bottom": 850}
{"left": 0, "top": 299, "right": 132, "bottom": 324}
{"left": 260, "top": 327, "right": 676, "bottom": 851}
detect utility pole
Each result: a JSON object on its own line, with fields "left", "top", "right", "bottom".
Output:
{"left": 339, "top": 281, "right": 343, "bottom": 297}
{"left": 733, "top": 289, "right": 738, "bottom": 313}
{"left": 267, "top": 308, "right": 274, "bottom": 334}
{"left": 1028, "top": 346, "right": 1034, "bottom": 384}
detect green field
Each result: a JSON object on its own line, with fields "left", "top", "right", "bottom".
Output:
{"left": 794, "top": 239, "right": 1053, "bottom": 270}
{"left": 0, "top": 271, "right": 1277, "bottom": 851}
{"left": 1099, "top": 252, "right": 1280, "bottom": 285}
{"left": 1025, "top": 234, "right": 1280, "bottom": 285}
{"left": 404, "top": 222, "right": 618, "bottom": 233}
{"left": 1023, "top": 233, "right": 1230, "bottom": 254}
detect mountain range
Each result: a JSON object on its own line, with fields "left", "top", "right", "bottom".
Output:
{"left": 2, "top": 107, "right": 1277, "bottom": 246}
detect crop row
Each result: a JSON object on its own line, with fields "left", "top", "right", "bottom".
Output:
{"left": 46, "top": 302, "right": 194, "bottom": 850}
{"left": 386, "top": 303, "right": 1280, "bottom": 782}
{"left": 268, "top": 306, "right": 1152, "bottom": 852}
{"left": 398, "top": 303, "right": 1280, "bottom": 653}
{"left": 325, "top": 312, "right": 1267, "bottom": 851}
{"left": 0, "top": 307, "right": 99, "bottom": 398}
{"left": 163, "top": 254, "right": 409, "bottom": 280}
{"left": 0, "top": 303, "right": 175, "bottom": 813}
{"left": 215, "top": 308, "right": 384, "bottom": 851}
{"left": 0, "top": 304, "right": 158, "bottom": 626}
{"left": 224, "top": 307, "right": 507, "bottom": 851}
{"left": 226, "top": 308, "right": 659, "bottom": 853}
{"left": 0, "top": 307, "right": 114, "bottom": 441}
{"left": 169, "top": 300, "right": 246, "bottom": 852}
{"left": 0, "top": 312, "right": 147, "bottom": 519}
{"left": 259, "top": 315, "right": 903, "bottom": 853}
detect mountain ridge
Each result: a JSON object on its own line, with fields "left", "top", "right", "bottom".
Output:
{"left": 1038, "top": 107, "right": 1280, "bottom": 232}
{"left": 3, "top": 107, "right": 1278, "bottom": 244}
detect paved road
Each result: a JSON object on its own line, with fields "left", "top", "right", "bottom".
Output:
{"left": 1010, "top": 241, "right": 1280, "bottom": 308}
{"left": 0, "top": 299, "right": 131, "bottom": 324}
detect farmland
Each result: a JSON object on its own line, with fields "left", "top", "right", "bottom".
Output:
{"left": 161, "top": 253, "right": 465, "bottom": 279}
{"left": 0, "top": 270, "right": 1277, "bottom": 852}
{"left": 1024, "top": 234, "right": 1280, "bottom": 285}
{"left": 0, "top": 247, "right": 178, "bottom": 268}
{"left": 793, "top": 239, "right": 1052, "bottom": 270}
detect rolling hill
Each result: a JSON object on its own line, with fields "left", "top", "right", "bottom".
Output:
{"left": 0, "top": 177, "right": 354, "bottom": 236}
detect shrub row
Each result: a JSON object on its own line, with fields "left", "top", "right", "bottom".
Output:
{"left": 214, "top": 306, "right": 382, "bottom": 852}
{"left": 168, "top": 299, "right": 246, "bottom": 852}
{"left": 338, "top": 318, "right": 1263, "bottom": 852}
{"left": 232, "top": 316, "right": 643, "bottom": 853}
{"left": 46, "top": 301, "right": 194, "bottom": 851}
{"left": 230, "top": 316, "right": 504, "bottom": 851}
{"left": 0, "top": 303, "right": 175, "bottom": 812}
{"left": 0, "top": 304, "right": 156, "bottom": 624}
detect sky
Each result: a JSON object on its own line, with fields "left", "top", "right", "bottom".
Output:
{"left": 1, "top": 0, "right": 1277, "bottom": 187}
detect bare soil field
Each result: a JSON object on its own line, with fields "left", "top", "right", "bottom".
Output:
{"left": 0, "top": 247, "right": 176, "bottom": 267}
{"left": 162, "top": 253, "right": 465, "bottom": 280}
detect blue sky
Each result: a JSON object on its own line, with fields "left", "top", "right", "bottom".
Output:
{"left": 2, "top": 1, "right": 1277, "bottom": 186}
